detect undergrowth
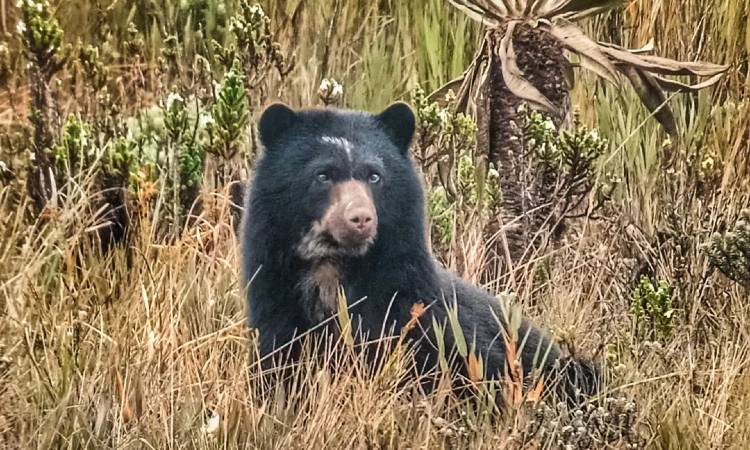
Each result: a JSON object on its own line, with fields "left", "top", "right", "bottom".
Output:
{"left": 1, "top": 0, "right": 749, "bottom": 449}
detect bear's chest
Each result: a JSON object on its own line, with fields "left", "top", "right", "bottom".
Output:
{"left": 299, "top": 261, "right": 341, "bottom": 323}
{"left": 297, "top": 261, "right": 404, "bottom": 335}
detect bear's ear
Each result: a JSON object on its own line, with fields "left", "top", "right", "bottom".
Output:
{"left": 376, "top": 102, "right": 415, "bottom": 154}
{"left": 258, "top": 103, "right": 298, "bottom": 148}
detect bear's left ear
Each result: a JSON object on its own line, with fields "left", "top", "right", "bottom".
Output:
{"left": 376, "top": 102, "right": 415, "bottom": 154}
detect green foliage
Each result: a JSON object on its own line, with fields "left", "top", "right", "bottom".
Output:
{"left": 524, "top": 109, "right": 615, "bottom": 219}
{"left": 160, "top": 91, "right": 207, "bottom": 226}
{"left": 430, "top": 318, "right": 450, "bottom": 374}
{"left": 124, "top": 21, "right": 146, "bottom": 57}
{"left": 456, "top": 153, "right": 501, "bottom": 210}
{"left": 527, "top": 110, "right": 607, "bottom": 175}
{"left": 412, "top": 85, "right": 478, "bottom": 186}
{"left": 706, "top": 209, "right": 750, "bottom": 288}
{"left": 53, "top": 115, "right": 92, "bottom": 173}
{"left": 125, "top": 93, "right": 210, "bottom": 188}
{"left": 163, "top": 93, "right": 190, "bottom": 145}
{"left": 631, "top": 276, "right": 675, "bottom": 340}
{"left": 179, "top": 142, "right": 204, "bottom": 191}
{"left": 414, "top": 85, "right": 499, "bottom": 252}
{"left": 52, "top": 115, "right": 134, "bottom": 182}
{"left": 103, "top": 0, "right": 236, "bottom": 65}
{"left": 56, "top": 116, "right": 89, "bottom": 160}
{"left": 417, "top": 0, "right": 473, "bottom": 91}
{"left": 413, "top": 84, "right": 444, "bottom": 129}
{"left": 17, "top": 0, "right": 63, "bottom": 58}
{"left": 428, "top": 187, "right": 455, "bottom": 249}
{"left": 208, "top": 63, "right": 250, "bottom": 160}
{"left": 413, "top": 85, "right": 477, "bottom": 141}
{"left": 214, "top": 2, "right": 291, "bottom": 83}
{"left": 228, "top": 2, "right": 272, "bottom": 59}
{"left": 104, "top": 138, "right": 136, "bottom": 180}
{"left": 73, "top": 43, "right": 107, "bottom": 89}
{"left": 18, "top": 0, "right": 67, "bottom": 210}
{"left": 126, "top": 106, "right": 166, "bottom": 171}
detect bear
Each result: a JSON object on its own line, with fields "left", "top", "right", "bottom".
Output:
{"left": 241, "top": 102, "right": 599, "bottom": 404}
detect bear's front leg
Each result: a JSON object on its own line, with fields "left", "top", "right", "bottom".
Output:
{"left": 247, "top": 275, "right": 305, "bottom": 366}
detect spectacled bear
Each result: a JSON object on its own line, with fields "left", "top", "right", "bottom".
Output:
{"left": 241, "top": 102, "right": 598, "bottom": 403}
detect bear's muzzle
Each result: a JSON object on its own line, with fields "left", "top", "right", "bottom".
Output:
{"left": 296, "top": 180, "right": 378, "bottom": 260}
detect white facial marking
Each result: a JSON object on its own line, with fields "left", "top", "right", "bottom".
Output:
{"left": 320, "top": 136, "right": 354, "bottom": 162}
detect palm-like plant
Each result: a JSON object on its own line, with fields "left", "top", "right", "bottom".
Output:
{"left": 434, "top": 0, "right": 728, "bottom": 267}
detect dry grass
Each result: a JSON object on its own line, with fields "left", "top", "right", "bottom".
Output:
{"left": 1, "top": 150, "right": 748, "bottom": 448}
{"left": 1, "top": 0, "right": 750, "bottom": 448}
{"left": 0, "top": 179, "right": 617, "bottom": 449}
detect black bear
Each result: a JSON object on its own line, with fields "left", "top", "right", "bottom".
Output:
{"left": 241, "top": 102, "right": 598, "bottom": 402}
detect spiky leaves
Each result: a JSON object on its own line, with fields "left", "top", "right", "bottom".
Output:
{"left": 499, "top": 22, "right": 558, "bottom": 113}
{"left": 448, "top": 0, "right": 622, "bottom": 24}
{"left": 444, "top": 0, "right": 729, "bottom": 137}
{"left": 436, "top": 0, "right": 728, "bottom": 269}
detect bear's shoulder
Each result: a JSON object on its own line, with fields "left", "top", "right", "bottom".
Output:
{"left": 432, "top": 268, "right": 511, "bottom": 323}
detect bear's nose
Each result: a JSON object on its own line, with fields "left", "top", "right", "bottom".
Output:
{"left": 345, "top": 207, "right": 374, "bottom": 232}
{"left": 325, "top": 180, "right": 379, "bottom": 247}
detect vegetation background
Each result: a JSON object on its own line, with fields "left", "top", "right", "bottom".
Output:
{"left": 0, "top": 0, "right": 748, "bottom": 448}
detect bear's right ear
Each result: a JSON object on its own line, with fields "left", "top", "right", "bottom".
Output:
{"left": 258, "top": 103, "right": 298, "bottom": 148}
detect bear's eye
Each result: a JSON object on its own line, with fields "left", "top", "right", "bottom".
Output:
{"left": 315, "top": 172, "right": 331, "bottom": 183}
{"left": 368, "top": 173, "right": 381, "bottom": 184}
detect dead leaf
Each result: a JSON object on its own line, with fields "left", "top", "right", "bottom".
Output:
{"left": 336, "top": 287, "right": 354, "bottom": 347}
{"left": 554, "top": 0, "right": 622, "bottom": 20}
{"left": 428, "top": 75, "right": 465, "bottom": 106}
{"left": 447, "top": 0, "right": 503, "bottom": 26}
{"left": 526, "top": 375, "right": 546, "bottom": 403}
{"left": 410, "top": 302, "right": 426, "bottom": 321}
{"left": 115, "top": 371, "right": 135, "bottom": 423}
{"left": 620, "top": 65, "right": 678, "bottom": 137}
{"left": 467, "top": 351, "right": 484, "bottom": 383}
{"left": 651, "top": 72, "right": 726, "bottom": 93}
{"left": 545, "top": 18, "right": 618, "bottom": 85}
{"left": 599, "top": 42, "right": 729, "bottom": 77}
{"left": 498, "top": 22, "right": 558, "bottom": 114}
{"left": 402, "top": 301, "right": 426, "bottom": 335}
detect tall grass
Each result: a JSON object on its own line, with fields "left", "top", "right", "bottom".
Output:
{"left": 1, "top": 0, "right": 750, "bottom": 448}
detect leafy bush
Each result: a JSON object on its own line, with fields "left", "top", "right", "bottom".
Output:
{"left": 413, "top": 86, "right": 503, "bottom": 256}
{"left": 525, "top": 109, "right": 615, "bottom": 223}
{"left": 631, "top": 276, "right": 675, "bottom": 340}
{"left": 706, "top": 209, "right": 750, "bottom": 288}
{"left": 5, "top": 1, "right": 288, "bottom": 243}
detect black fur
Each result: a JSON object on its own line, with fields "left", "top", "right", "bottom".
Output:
{"left": 241, "top": 103, "right": 598, "bottom": 403}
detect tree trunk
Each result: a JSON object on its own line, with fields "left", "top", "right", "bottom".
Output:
{"left": 485, "top": 24, "right": 571, "bottom": 267}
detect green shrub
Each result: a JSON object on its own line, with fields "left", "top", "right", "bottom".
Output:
{"left": 706, "top": 209, "right": 750, "bottom": 288}
{"left": 631, "top": 276, "right": 675, "bottom": 340}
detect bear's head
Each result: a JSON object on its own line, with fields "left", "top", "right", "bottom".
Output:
{"left": 251, "top": 102, "right": 424, "bottom": 262}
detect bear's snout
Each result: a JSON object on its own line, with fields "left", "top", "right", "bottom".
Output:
{"left": 324, "top": 180, "right": 378, "bottom": 248}
{"left": 344, "top": 197, "right": 375, "bottom": 230}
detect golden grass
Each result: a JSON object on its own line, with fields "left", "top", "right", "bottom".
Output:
{"left": 1, "top": 0, "right": 750, "bottom": 448}
{"left": 1, "top": 149, "right": 748, "bottom": 448}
